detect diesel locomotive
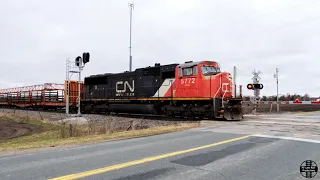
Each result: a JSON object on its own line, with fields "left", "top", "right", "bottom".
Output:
{"left": 81, "top": 60, "right": 244, "bottom": 120}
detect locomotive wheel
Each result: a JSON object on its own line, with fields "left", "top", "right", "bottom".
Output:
{"left": 165, "top": 109, "right": 175, "bottom": 118}
{"left": 186, "top": 115, "right": 195, "bottom": 120}
{"left": 185, "top": 110, "right": 195, "bottom": 120}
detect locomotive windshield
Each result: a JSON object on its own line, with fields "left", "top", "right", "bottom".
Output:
{"left": 201, "top": 66, "right": 218, "bottom": 75}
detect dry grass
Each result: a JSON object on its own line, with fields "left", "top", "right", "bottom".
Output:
{"left": 0, "top": 121, "right": 199, "bottom": 151}
{"left": 0, "top": 116, "right": 51, "bottom": 127}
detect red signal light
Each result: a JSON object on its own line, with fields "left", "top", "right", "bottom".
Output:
{"left": 247, "top": 83, "right": 263, "bottom": 90}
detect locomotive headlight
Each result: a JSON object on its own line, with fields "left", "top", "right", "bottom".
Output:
{"left": 228, "top": 74, "right": 232, "bottom": 81}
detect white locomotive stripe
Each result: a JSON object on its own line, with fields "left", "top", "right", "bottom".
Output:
{"left": 153, "top": 78, "right": 175, "bottom": 97}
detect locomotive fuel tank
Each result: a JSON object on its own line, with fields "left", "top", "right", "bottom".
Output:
{"left": 108, "top": 104, "right": 155, "bottom": 114}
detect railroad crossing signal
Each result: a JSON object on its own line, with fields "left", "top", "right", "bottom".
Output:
{"left": 247, "top": 83, "right": 263, "bottom": 90}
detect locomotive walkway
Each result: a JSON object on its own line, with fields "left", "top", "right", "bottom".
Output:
{"left": 0, "top": 114, "right": 319, "bottom": 180}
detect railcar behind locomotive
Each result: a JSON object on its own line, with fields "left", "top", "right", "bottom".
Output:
{"left": 81, "top": 60, "right": 243, "bottom": 120}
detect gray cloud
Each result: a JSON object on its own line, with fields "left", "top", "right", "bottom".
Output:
{"left": 1, "top": 0, "right": 319, "bottom": 97}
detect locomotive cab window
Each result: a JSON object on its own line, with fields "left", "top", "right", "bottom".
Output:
{"left": 201, "top": 66, "right": 218, "bottom": 75}
{"left": 193, "top": 66, "right": 198, "bottom": 75}
{"left": 183, "top": 67, "right": 193, "bottom": 76}
{"left": 178, "top": 68, "right": 182, "bottom": 77}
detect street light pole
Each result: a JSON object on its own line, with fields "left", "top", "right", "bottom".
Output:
{"left": 128, "top": 2, "right": 134, "bottom": 72}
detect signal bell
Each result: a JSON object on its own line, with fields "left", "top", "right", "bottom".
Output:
{"left": 247, "top": 83, "right": 263, "bottom": 90}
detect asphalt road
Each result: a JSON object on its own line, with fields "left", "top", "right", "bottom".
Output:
{"left": 1, "top": 115, "right": 320, "bottom": 180}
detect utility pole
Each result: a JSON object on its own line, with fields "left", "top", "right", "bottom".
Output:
{"left": 274, "top": 68, "right": 279, "bottom": 112}
{"left": 233, "top": 66, "right": 237, "bottom": 98}
{"left": 128, "top": 2, "right": 134, "bottom": 72}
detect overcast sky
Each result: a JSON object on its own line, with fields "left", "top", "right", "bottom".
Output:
{"left": 1, "top": 0, "right": 320, "bottom": 97}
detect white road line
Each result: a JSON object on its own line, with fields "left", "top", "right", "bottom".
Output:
{"left": 244, "top": 120, "right": 320, "bottom": 126}
{"left": 253, "top": 134, "right": 320, "bottom": 144}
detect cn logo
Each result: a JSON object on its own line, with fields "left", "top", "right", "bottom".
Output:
{"left": 116, "top": 80, "right": 135, "bottom": 93}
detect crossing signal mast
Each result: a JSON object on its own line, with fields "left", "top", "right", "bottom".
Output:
{"left": 247, "top": 69, "right": 263, "bottom": 95}
{"left": 247, "top": 69, "right": 263, "bottom": 114}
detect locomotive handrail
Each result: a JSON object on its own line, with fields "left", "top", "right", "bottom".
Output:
{"left": 221, "top": 81, "right": 232, "bottom": 108}
{"left": 213, "top": 87, "right": 221, "bottom": 98}
{"left": 222, "top": 89, "right": 228, "bottom": 108}
{"left": 213, "top": 75, "right": 222, "bottom": 98}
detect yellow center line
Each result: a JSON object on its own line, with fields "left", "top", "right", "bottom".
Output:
{"left": 49, "top": 134, "right": 253, "bottom": 180}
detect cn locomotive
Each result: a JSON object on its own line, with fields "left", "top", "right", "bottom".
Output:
{"left": 81, "top": 60, "right": 244, "bottom": 120}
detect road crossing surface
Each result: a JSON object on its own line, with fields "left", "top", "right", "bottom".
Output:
{"left": 0, "top": 113, "right": 319, "bottom": 180}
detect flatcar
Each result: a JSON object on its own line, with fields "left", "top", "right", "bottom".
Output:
{"left": 81, "top": 60, "right": 243, "bottom": 120}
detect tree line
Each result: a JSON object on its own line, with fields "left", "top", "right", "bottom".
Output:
{"left": 242, "top": 93, "right": 320, "bottom": 101}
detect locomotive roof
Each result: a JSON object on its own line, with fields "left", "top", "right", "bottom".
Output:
{"left": 177, "top": 61, "right": 201, "bottom": 68}
{"left": 136, "top": 63, "right": 179, "bottom": 70}
{"left": 85, "top": 61, "right": 218, "bottom": 79}
{"left": 85, "top": 63, "right": 178, "bottom": 78}
{"left": 177, "top": 60, "right": 218, "bottom": 68}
